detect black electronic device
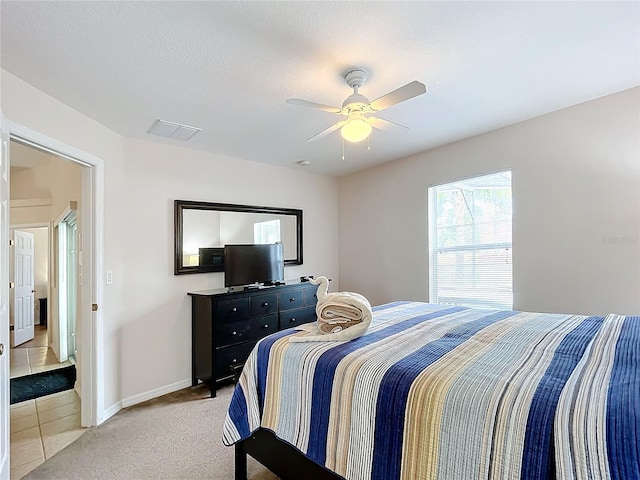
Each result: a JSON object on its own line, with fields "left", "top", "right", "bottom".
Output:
{"left": 224, "top": 244, "right": 284, "bottom": 288}
{"left": 199, "top": 247, "right": 224, "bottom": 268}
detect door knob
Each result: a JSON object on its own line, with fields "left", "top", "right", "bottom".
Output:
{"left": 0, "top": 343, "right": 4, "bottom": 356}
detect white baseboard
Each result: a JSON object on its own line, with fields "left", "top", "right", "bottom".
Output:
{"left": 100, "top": 401, "right": 123, "bottom": 424}
{"left": 121, "top": 378, "right": 193, "bottom": 409}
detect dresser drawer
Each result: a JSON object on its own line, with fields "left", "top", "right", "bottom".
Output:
{"left": 215, "top": 298, "right": 249, "bottom": 322}
{"left": 215, "top": 315, "right": 278, "bottom": 346}
{"left": 250, "top": 293, "right": 278, "bottom": 317}
{"left": 280, "top": 306, "right": 316, "bottom": 330}
{"left": 303, "top": 286, "right": 318, "bottom": 306}
{"left": 279, "top": 291, "right": 304, "bottom": 310}
{"left": 215, "top": 342, "right": 257, "bottom": 379}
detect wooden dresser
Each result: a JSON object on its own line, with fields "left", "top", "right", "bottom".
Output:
{"left": 188, "top": 280, "right": 318, "bottom": 397}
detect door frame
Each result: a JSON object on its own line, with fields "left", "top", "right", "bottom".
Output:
{"left": 6, "top": 120, "right": 105, "bottom": 427}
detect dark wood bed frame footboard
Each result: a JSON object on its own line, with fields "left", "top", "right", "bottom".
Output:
{"left": 235, "top": 428, "right": 345, "bottom": 480}
{"left": 235, "top": 429, "right": 558, "bottom": 480}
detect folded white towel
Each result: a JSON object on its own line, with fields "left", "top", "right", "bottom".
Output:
{"left": 290, "top": 276, "right": 372, "bottom": 342}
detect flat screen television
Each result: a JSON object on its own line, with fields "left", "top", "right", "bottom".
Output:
{"left": 224, "top": 243, "right": 284, "bottom": 288}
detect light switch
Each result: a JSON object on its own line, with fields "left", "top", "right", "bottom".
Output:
{"left": 106, "top": 271, "right": 113, "bottom": 284}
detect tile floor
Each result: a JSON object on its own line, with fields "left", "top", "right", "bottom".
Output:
{"left": 10, "top": 390, "right": 85, "bottom": 479}
{"left": 9, "top": 325, "right": 72, "bottom": 379}
{"left": 9, "top": 326, "right": 86, "bottom": 479}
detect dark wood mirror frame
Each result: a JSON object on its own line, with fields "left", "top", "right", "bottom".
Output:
{"left": 174, "top": 200, "right": 303, "bottom": 275}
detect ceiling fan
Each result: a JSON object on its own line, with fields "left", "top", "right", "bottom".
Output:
{"left": 286, "top": 69, "right": 426, "bottom": 143}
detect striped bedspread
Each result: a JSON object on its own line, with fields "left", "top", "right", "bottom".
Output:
{"left": 223, "top": 302, "right": 639, "bottom": 480}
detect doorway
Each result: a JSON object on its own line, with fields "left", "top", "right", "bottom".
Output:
{"left": 2, "top": 117, "right": 105, "bottom": 479}
{"left": 6, "top": 126, "right": 104, "bottom": 417}
{"left": 8, "top": 142, "right": 82, "bottom": 414}
{"left": 6, "top": 140, "right": 83, "bottom": 476}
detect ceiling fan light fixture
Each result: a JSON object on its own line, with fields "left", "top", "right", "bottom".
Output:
{"left": 287, "top": 68, "right": 426, "bottom": 144}
{"left": 340, "top": 111, "right": 372, "bottom": 143}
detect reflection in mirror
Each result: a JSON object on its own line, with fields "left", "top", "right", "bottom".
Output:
{"left": 174, "top": 200, "right": 302, "bottom": 274}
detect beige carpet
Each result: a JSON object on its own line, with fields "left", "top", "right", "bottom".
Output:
{"left": 23, "top": 383, "right": 278, "bottom": 479}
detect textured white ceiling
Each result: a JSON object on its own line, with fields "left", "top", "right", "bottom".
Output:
{"left": 1, "top": 1, "right": 638, "bottom": 176}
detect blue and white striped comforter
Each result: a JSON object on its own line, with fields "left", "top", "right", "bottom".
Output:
{"left": 223, "top": 302, "right": 639, "bottom": 480}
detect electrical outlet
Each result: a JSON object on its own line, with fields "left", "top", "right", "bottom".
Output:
{"left": 106, "top": 271, "right": 113, "bottom": 284}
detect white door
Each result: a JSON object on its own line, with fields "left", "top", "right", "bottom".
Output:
{"left": 12, "top": 230, "right": 35, "bottom": 347}
{"left": 1, "top": 113, "right": 11, "bottom": 478}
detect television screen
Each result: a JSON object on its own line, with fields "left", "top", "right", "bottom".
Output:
{"left": 224, "top": 244, "right": 284, "bottom": 288}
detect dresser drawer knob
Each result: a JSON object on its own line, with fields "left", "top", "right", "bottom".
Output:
{"left": 232, "top": 358, "right": 237, "bottom": 363}
{"left": 262, "top": 302, "right": 269, "bottom": 307}
{"left": 290, "top": 318, "right": 296, "bottom": 323}
{"left": 232, "top": 331, "right": 237, "bottom": 336}
{"left": 263, "top": 324, "right": 269, "bottom": 328}
{"left": 232, "top": 307, "right": 237, "bottom": 312}
{"left": 289, "top": 298, "right": 295, "bottom": 302}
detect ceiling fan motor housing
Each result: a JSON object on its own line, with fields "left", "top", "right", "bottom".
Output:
{"left": 345, "top": 69, "right": 367, "bottom": 88}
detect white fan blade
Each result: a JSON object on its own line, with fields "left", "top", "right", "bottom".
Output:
{"left": 369, "top": 81, "right": 427, "bottom": 112}
{"left": 307, "top": 121, "right": 346, "bottom": 142}
{"left": 286, "top": 98, "right": 341, "bottom": 114}
{"left": 368, "top": 116, "right": 409, "bottom": 133}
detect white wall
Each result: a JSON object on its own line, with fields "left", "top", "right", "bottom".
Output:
{"left": 10, "top": 162, "right": 52, "bottom": 201}
{"left": 2, "top": 70, "right": 339, "bottom": 416}
{"left": 339, "top": 87, "right": 640, "bottom": 316}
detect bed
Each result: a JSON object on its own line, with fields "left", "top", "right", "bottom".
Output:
{"left": 223, "top": 301, "right": 639, "bottom": 480}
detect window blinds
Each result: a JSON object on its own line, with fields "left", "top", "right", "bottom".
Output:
{"left": 428, "top": 171, "right": 512, "bottom": 309}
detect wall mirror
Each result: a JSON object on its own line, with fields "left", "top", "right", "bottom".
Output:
{"left": 174, "top": 200, "right": 303, "bottom": 274}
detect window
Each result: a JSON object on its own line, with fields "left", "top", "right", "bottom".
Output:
{"left": 428, "top": 171, "right": 512, "bottom": 309}
{"left": 254, "top": 219, "right": 281, "bottom": 245}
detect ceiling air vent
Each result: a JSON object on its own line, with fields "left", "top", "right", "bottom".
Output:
{"left": 147, "top": 120, "right": 202, "bottom": 141}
